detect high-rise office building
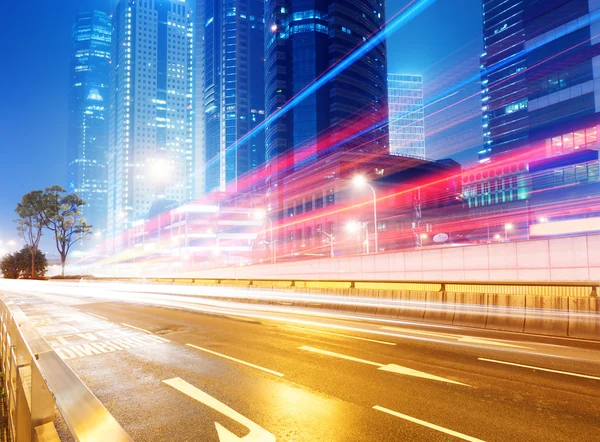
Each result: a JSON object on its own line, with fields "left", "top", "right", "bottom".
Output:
{"left": 264, "top": 0, "right": 388, "bottom": 215}
{"left": 67, "top": 10, "right": 112, "bottom": 237}
{"left": 107, "top": 0, "right": 194, "bottom": 249}
{"left": 480, "top": 0, "right": 600, "bottom": 163}
{"left": 388, "top": 74, "right": 425, "bottom": 158}
{"left": 196, "top": 0, "right": 265, "bottom": 195}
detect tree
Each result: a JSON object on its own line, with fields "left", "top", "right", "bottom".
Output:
{"left": 0, "top": 248, "right": 47, "bottom": 279}
{"left": 0, "top": 254, "right": 20, "bottom": 279}
{"left": 15, "top": 190, "right": 46, "bottom": 278}
{"left": 15, "top": 247, "right": 48, "bottom": 279}
{"left": 41, "top": 186, "right": 93, "bottom": 276}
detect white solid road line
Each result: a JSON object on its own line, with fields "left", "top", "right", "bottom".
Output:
{"left": 373, "top": 406, "right": 485, "bottom": 442}
{"left": 87, "top": 312, "right": 108, "bottom": 320}
{"left": 187, "top": 344, "right": 285, "bottom": 377}
{"left": 285, "top": 325, "right": 396, "bottom": 345}
{"left": 299, "top": 346, "right": 469, "bottom": 386}
{"left": 121, "top": 323, "right": 152, "bottom": 334}
{"left": 478, "top": 358, "right": 600, "bottom": 381}
{"left": 163, "top": 377, "right": 276, "bottom": 442}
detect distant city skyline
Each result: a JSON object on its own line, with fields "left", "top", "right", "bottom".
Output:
{"left": 0, "top": 0, "right": 484, "bottom": 243}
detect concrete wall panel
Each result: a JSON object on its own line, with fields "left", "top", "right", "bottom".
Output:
{"left": 486, "top": 294, "right": 526, "bottom": 332}
{"left": 524, "top": 295, "right": 569, "bottom": 337}
{"left": 452, "top": 292, "right": 488, "bottom": 328}
{"left": 404, "top": 251, "right": 423, "bottom": 272}
{"left": 488, "top": 243, "right": 518, "bottom": 270}
{"left": 568, "top": 297, "right": 600, "bottom": 339}
{"left": 441, "top": 248, "right": 464, "bottom": 271}
{"left": 423, "top": 292, "right": 456, "bottom": 324}
{"left": 549, "top": 236, "right": 589, "bottom": 268}
{"left": 517, "top": 240, "right": 549, "bottom": 269}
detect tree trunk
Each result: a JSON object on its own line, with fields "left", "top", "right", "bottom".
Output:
{"left": 61, "top": 255, "right": 66, "bottom": 277}
{"left": 30, "top": 248, "right": 35, "bottom": 279}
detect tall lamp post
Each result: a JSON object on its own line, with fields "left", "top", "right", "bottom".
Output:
{"left": 353, "top": 175, "right": 378, "bottom": 254}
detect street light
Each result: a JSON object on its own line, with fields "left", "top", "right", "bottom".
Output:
{"left": 353, "top": 175, "right": 378, "bottom": 254}
{"left": 504, "top": 223, "right": 513, "bottom": 241}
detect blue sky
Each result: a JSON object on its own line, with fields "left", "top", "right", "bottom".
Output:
{"left": 0, "top": 0, "right": 483, "bottom": 241}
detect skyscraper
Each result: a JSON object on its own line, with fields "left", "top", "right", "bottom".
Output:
{"left": 388, "top": 74, "right": 426, "bottom": 158}
{"left": 67, "top": 10, "right": 112, "bottom": 236}
{"left": 196, "top": 0, "right": 266, "bottom": 195}
{"left": 480, "top": 0, "right": 600, "bottom": 163}
{"left": 107, "top": 0, "right": 194, "bottom": 250}
{"left": 264, "top": 0, "right": 388, "bottom": 215}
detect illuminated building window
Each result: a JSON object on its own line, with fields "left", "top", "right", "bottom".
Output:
{"left": 550, "top": 126, "right": 597, "bottom": 156}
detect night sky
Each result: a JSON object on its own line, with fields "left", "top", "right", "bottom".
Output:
{"left": 0, "top": 0, "right": 483, "bottom": 241}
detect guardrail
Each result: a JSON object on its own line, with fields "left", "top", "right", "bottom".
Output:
{"left": 81, "top": 277, "right": 600, "bottom": 340}
{"left": 0, "top": 295, "right": 131, "bottom": 442}
{"left": 88, "top": 277, "right": 599, "bottom": 298}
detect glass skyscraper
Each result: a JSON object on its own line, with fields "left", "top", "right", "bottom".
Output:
{"left": 67, "top": 10, "right": 112, "bottom": 236}
{"left": 264, "top": 0, "right": 388, "bottom": 217}
{"left": 196, "top": 0, "right": 266, "bottom": 195}
{"left": 108, "top": 0, "right": 194, "bottom": 250}
{"left": 480, "top": 0, "right": 600, "bottom": 163}
{"left": 388, "top": 74, "right": 426, "bottom": 158}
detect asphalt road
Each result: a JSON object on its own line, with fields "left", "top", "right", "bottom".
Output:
{"left": 1, "top": 279, "right": 599, "bottom": 442}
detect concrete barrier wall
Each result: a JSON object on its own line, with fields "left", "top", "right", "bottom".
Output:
{"left": 179, "top": 233, "right": 600, "bottom": 283}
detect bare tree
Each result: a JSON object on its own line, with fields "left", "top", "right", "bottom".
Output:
{"left": 15, "top": 190, "right": 46, "bottom": 278}
{"left": 42, "top": 186, "right": 93, "bottom": 276}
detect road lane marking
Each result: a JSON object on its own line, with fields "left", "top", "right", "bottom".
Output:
{"left": 478, "top": 358, "right": 600, "bottom": 381}
{"left": 299, "top": 346, "right": 382, "bottom": 366}
{"left": 379, "top": 364, "right": 469, "bottom": 386}
{"left": 286, "top": 325, "right": 396, "bottom": 345}
{"left": 299, "top": 346, "right": 469, "bottom": 386}
{"left": 373, "top": 406, "right": 485, "bottom": 442}
{"left": 163, "top": 377, "right": 276, "bottom": 442}
{"left": 153, "top": 335, "right": 171, "bottom": 343}
{"left": 380, "top": 326, "right": 531, "bottom": 349}
{"left": 187, "top": 344, "right": 284, "bottom": 377}
{"left": 87, "top": 312, "right": 108, "bottom": 320}
{"left": 121, "top": 323, "right": 152, "bottom": 334}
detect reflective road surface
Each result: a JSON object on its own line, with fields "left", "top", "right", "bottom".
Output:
{"left": 0, "top": 279, "right": 599, "bottom": 442}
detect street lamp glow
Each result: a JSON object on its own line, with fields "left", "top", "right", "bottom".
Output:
{"left": 346, "top": 221, "right": 361, "bottom": 233}
{"left": 420, "top": 233, "right": 428, "bottom": 240}
{"left": 505, "top": 223, "right": 514, "bottom": 230}
{"left": 353, "top": 175, "right": 367, "bottom": 187}
{"left": 254, "top": 209, "right": 267, "bottom": 220}
{"left": 494, "top": 234, "right": 502, "bottom": 240}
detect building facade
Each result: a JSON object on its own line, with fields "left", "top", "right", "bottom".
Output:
{"left": 480, "top": 0, "right": 600, "bottom": 163}
{"left": 274, "top": 152, "right": 462, "bottom": 257}
{"left": 264, "top": 0, "right": 389, "bottom": 235}
{"left": 196, "top": 0, "right": 266, "bottom": 195}
{"left": 388, "top": 74, "right": 426, "bottom": 158}
{"left": 107, "top": 0, "right": 194, "bottom": 250}
{"left": 67, "top": 10, "right": 112, "bottom": 236}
